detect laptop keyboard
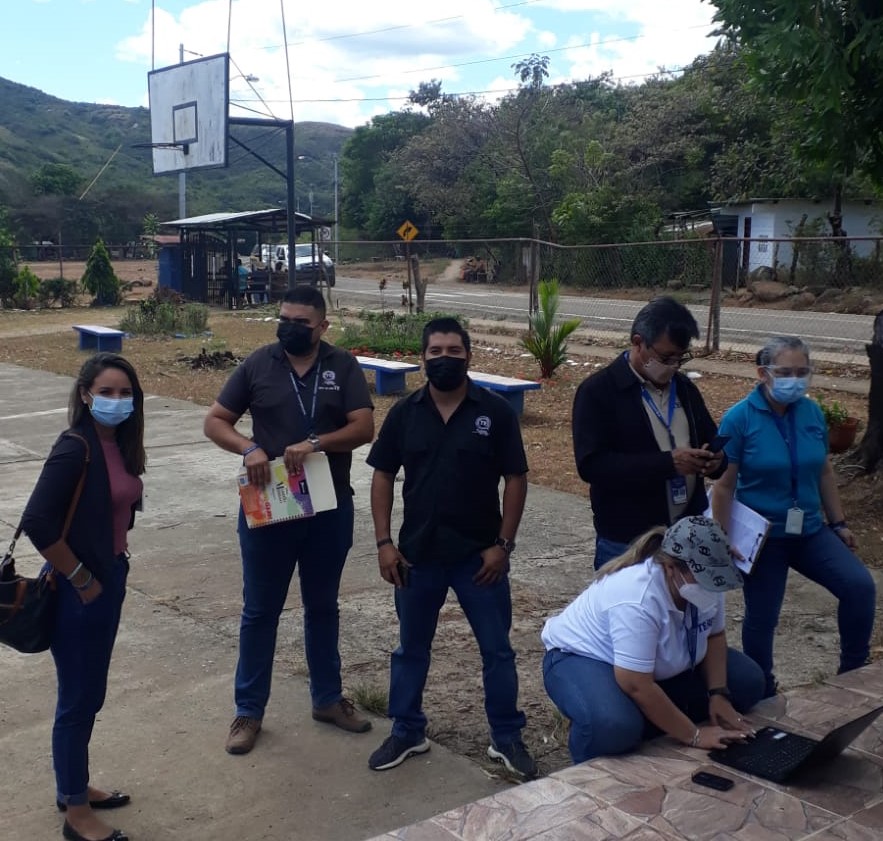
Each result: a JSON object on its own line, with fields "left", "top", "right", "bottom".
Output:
{"left": 712, "top": 728, "right": 818, "bottom": 778}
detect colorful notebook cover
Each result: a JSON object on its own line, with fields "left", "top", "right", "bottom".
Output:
{"left": 237, "top": 453, "right": 336, "bottom": 528}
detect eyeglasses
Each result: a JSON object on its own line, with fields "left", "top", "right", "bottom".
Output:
{"left": 648, "top": 345, "right": 692, "bottom": 367}
{"left": 764, "top": 366, "right": 813, "bottom": 378}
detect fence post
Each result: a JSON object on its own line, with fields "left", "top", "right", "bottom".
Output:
{"left": 529, "top": 240, "right": 539, "bottom": 318}
{"left": 706, "top": 237, "right": 723, "bottom": 353}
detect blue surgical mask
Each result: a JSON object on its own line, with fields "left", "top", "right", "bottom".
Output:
{"left": 89, "top": 393, "right": 134, "bottom": 427}
{"left": 769, "top": 377, "right": 808, "bottom": 405}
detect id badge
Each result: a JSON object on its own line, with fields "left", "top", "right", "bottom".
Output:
{"left": 670, "top": 476, "right": 688, "bottom": 505}
{"left": 785, "top": 507, "right": 804, "bottom": 535}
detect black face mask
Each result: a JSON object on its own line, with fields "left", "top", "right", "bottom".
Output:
{"left": 277, "top": 321, "right": 315, "bottom": 356}
{"left": 424, "top": 356, "right": 468, "bottom": 391}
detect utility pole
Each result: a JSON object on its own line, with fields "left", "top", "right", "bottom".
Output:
{"left": 178, "top": 44, "right": 187, "bottom": 219}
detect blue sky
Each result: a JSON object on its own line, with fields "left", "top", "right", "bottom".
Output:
{"left": 2, "top": 0, "right": 719, "bottom": 128}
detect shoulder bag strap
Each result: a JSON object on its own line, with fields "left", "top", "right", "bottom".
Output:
{"left": 60, "top": 432, "right": 91, "bottom": 541}
{"left": 3, "top": 432, "right": 91, "bottom": 564}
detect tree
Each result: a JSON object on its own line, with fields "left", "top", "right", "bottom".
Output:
{"left": 30, "top": 163, "right": 82, "bottom": 197}
{"left": 81, "top": 237, "right": 121, "bottom": 306}
{"left": 708, "top": 0, "right": 883, "bottom": 217}
{"left": 521, "top": 279, "right": 581, "bottom": 379}
{"left": 0, "top": 208, "right": 18, "bottom": 307}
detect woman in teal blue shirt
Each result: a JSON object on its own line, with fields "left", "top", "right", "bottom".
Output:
{"left": 712, "top": 336, "right": 875, "bottom": 697}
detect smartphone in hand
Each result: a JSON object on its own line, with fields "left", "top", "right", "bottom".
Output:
{"left": 709, "top": 434, "right": 731, "bottom": 454}
{"left": 396, "top": 560, "right": 410, "bottom": 587}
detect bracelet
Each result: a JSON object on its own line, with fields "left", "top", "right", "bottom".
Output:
{"left": 242, "top": 444, "right": 260, "bottom": 460}
{"left": 66, "top": 562, "right": 84, "bottom": 581}
{"left": 73, "top": 572, "right": 94, "bottom": 591}
{"left": 376, "top": 538, "right": 394, "bottom": 549}
{"left": 829, "top": 520, "right": 847, "bottom": 532}
{"left": 690, "top": 727, "right": 701, "bottom": 747}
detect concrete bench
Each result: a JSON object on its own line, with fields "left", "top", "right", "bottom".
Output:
{"left": 356, "top": 356, "right": 421, "bottom": 395}
{"left": 469, "top": 371, "right": 541, "bottom": 415}
{"left": 72, "top": 324, "right": 125, "bottom": 353}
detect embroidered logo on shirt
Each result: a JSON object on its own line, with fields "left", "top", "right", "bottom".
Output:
{"left": 474, "top": 415, "right": 491, "bottom": 437}
{"left": 320, "top": 370, "right": 339, "bottom": 390}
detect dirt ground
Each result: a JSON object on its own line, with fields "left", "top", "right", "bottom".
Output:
{"left": 4, "top": 260, "right": 882, "bottom": 774}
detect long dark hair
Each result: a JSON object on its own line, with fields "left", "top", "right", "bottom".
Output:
{"left": 68, "top": 352, "right": 146, "bottom": 476}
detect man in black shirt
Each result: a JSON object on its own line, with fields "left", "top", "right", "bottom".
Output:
{"left": 204, "top": 286, "right": 374, "bottom": 755}
{"left": 366, "top": 318, "right": 536, "bottom": 779}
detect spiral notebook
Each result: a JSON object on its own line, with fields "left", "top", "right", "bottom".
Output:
{"left": 237, "top": 452, "right": 337, "bottom": 528}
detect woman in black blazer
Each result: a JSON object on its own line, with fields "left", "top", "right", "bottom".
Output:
{"left": 22, "top": 353, "right": 146, "bottom": 841}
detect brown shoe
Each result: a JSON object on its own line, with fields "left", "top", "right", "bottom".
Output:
{"left": 226, "top": 715, "right": 262, "bottom": 754}
{"left": 312, "top": 698, "right": 372, "bottom": 733}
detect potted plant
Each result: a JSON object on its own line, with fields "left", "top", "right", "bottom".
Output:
{"left": 815, "top": 396, "right": 859, "bottom": 453}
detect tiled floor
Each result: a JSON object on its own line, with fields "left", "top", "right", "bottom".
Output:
{"left": 365, "top": 662, "right": 883, "bottom": 841}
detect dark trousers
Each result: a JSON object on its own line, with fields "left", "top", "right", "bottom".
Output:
{"left": 388, "top": 553, "right": 527, "bottom": 746}
{"left": 51, "top": 555, "right": 128, "bottom": 806}
{"left": 234, "top": 496, "right": 354, "bottom": 717}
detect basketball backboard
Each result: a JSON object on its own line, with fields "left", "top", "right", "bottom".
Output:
{"left": 148, "top": 53, "right": 229, "bottom": 175}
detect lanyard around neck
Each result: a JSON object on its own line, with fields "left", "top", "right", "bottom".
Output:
{"left": 685, "top": 603, "right": 699, "bottom": 670}
{"left": 770, "top": 408, "right": 799, "bottom": 503}
{"left": 289, "top": 361, "right": 321, "bottom": 434}
{"left": 641, "top": 382, "right": 678, "bottom": 449}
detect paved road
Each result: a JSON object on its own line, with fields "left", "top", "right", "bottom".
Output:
{"left": 330, "top": 276, "right": 875, "bottom": 358}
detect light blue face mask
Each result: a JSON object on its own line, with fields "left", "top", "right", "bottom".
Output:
{"left": 89, "top": 393, "right": 134, "bottom": 427}
{"left": 769, "top": 377, "right": 809, "bottom": 405}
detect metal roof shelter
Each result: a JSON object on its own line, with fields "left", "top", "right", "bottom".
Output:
{"left": 159, "top": 208, "right": 334, "bottom": 307}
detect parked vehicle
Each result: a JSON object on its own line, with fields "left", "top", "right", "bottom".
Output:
{"left": 256, "top": 243, "right": 335, "bottom": 286}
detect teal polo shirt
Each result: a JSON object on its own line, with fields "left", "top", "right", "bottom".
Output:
{"left": 719, "top": 385, "right": 828, "bottom": 538}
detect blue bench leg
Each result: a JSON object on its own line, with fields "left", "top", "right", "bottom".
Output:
{"left": 503, "top": 391, "right": 525, "bottom": 415}
{"left": 374, "top": 371, "right": 407, "bottom": 395}
{"left": 97, "top": 336, "right": 123, "bottom": 352}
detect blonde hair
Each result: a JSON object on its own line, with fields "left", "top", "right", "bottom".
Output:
{"left": 595, "top": 526, "right": 684, "bottom": 581}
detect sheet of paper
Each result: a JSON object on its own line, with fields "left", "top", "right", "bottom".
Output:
{"left": 705, "top": 498, "right": 771, "bottom": 575}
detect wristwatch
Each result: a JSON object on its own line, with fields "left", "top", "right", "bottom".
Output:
{"left": 495, "top": 537, "right": 516, "bottom": 554}
{"left": 307, "top": 433, "right": 322, "bottom": 452}
{"left": 707, "top": 686, "right": 731, "bottom": 700}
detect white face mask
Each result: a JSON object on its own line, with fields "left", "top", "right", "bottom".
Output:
{"left": 678, "top": 581, "right": 720, "bottom": 613}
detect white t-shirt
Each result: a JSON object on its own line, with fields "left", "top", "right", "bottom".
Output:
{"left": 541, "top": 557, "right": 725, "bottom": 681}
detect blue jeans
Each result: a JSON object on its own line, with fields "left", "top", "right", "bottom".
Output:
{"left": 542, "top": 648, "right": 765, "bottom": 764}
{"left": 51, "top": 555, "right": 129, "bottom": 806}
{"left": 388, "top": 554, "right": 526, "bottom": 746}
{"left": 742, "top": 527, "right": 876, "bottom": 697}
{"left": 235, "top": 496, "right": 354, "bottom": 716}
{"left": 594, "top": 536, "right": 630, "bottom": 571}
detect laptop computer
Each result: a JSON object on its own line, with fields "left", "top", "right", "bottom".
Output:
{"left": 709, "top": 704, "right": 883, "bottom": 784}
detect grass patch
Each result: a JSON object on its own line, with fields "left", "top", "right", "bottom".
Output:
{"left": 350, "top": 682, "right": 389, "bottom": 717}
{"left": 120, "top": 299, "right": 210, "bottom": 336}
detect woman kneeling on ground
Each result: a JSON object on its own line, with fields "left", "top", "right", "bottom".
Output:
{"left": 542, "top": 515, "right": 764, "bottom": 764}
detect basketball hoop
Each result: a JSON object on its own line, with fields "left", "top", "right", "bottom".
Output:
{"left": 133, "top": 141, "right": 190, "bottom": 155}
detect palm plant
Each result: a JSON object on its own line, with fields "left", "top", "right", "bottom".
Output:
{"left": 521, "top": 279, "right": 581, "bottom": 379}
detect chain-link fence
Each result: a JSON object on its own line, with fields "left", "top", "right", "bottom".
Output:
{"left": 3, "top": 235, "right": 882, "bottom": 360}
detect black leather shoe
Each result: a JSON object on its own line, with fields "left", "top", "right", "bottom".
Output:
{"left": 57, "top": 791, "right": 131, "bottom": 812}
{"left": 62, "top": 820, "right": 129, "bottom": 841}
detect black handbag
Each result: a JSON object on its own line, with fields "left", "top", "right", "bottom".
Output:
{"left": 0, "top": 434, "right": 89, "bottom": 654}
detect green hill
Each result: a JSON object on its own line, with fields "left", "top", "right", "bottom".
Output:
{"left": 0, "top": 76, "right": 351, "bottom": 245}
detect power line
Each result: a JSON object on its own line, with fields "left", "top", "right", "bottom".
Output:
{"left": 334, "top": 25, "right": 709, "bottom": 83}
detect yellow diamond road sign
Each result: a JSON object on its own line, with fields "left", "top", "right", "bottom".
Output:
{"left": 397, "top": 220, "right": 419, "bottom": 242}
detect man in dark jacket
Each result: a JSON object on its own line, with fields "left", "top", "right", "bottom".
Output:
{"left": 572, "top": 297, "right": 726, "bottom": 569}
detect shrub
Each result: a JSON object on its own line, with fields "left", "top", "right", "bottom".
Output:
{"left": 337, "top": 310, "right": 466, "bottom": 355}
{"left": 37, "top": 277, "right": 78, "bottom": 308}
{"left": 120, "top": 290, "right": 209, "bottom": 336}
{"left": 81, "top": 238, "right": 121, "bottom": 306}
{"left": 521, "top": 279, "right": 582, "bottom": 379}
{"left": 12, "top": 266, "right": 41, "bottom": 309}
